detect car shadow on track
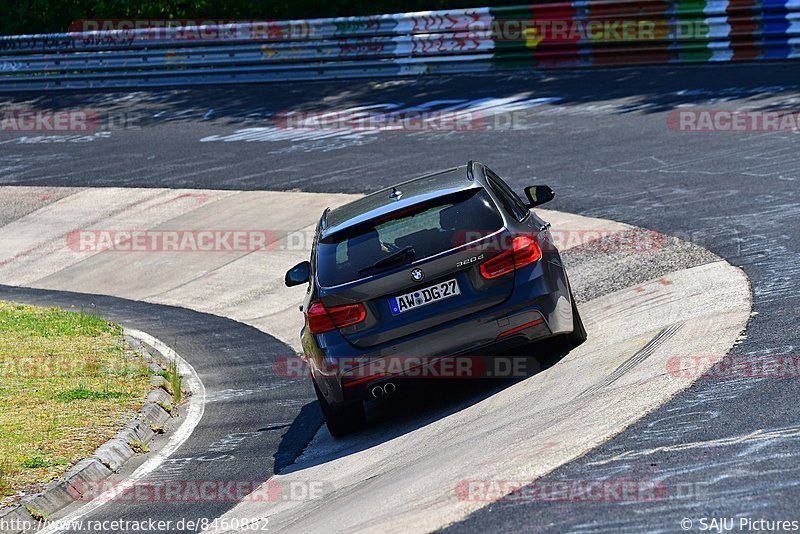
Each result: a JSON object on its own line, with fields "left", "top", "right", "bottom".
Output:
{"left": 275, "top": 338, "right": 571, "bottom": 474}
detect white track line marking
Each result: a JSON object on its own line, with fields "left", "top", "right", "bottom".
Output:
{"left": 39, "top": 328, "right": 206, "bottom": 534}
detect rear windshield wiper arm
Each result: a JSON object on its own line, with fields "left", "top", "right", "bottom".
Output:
{"left": 358, "top": 246, "right": 416, "bottom": 276}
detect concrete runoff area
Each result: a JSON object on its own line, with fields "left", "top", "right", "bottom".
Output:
{"left": 0, "top": 187, "right": 633, "bottom": 351}
{"left": 202, "top": 261, "right": 749, "bottom": 533}
{"left": 0, "top": 186, "right": 750, "bottom": 530}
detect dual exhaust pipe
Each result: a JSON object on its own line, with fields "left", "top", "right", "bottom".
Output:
{"left": 371, "top": 382, "right": 396, "bottom": 398}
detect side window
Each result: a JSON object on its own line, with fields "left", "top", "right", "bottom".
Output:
{"left": 485, "top": 169, "right": 529, "bottom": 221}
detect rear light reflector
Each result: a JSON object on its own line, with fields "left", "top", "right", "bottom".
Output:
{"left": 480, "top": 235, "right": 542, "bottom": 279}
{"left": 307, "top": 301, "right": 367, "bottom": 334}
{"left": 498, "top": 318, "right": 545, "bottom": 339}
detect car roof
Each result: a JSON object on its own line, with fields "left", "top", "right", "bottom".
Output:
{"left": 321, "top": 164, "right": 483, "bottom": 239}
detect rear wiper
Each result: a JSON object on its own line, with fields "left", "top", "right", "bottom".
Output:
{"left": 358, "top": 246, "right": 416, "bottom": 276}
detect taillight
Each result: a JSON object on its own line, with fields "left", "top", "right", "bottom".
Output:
{"left": 307, "top": 301, "right": 367, "bottom": 334}
{"left": 480, "top": 235, "right": 542, "bottom": 279}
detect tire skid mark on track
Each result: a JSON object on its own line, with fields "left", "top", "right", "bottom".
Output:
{"left": 578, "top": 321, "right": 685, "bottom": 398}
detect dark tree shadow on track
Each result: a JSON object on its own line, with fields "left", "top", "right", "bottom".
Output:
{"left": 2, "top": 61, "right": 798, "bottom": 192}
{"left": 2, "top": 61, "right": 799, "bottom": 125}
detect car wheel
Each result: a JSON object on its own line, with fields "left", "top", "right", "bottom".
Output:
{"left": 562, "top": 286, "right": 587, "bottom": 350}
{"left": 314, "top": 380, "right": 366, "bottom": 438}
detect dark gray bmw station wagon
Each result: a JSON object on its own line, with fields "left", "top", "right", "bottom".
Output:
{"left": 285, "top": 161, "right": 586, "bottom": 436}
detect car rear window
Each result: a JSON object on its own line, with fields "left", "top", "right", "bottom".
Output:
{"left": 317, "top": 188, "right": 503, "bottom": 286}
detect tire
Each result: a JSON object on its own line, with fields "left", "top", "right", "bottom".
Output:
{"left": 562, "top": 286, "right": 588, "bottom": 350}
{"left": 314, "top": 380, "right": 366, "bottom": 438}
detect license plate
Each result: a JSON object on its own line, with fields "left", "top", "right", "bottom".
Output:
{"left": 389, "top": 279, "right": 461, "bottom": 315}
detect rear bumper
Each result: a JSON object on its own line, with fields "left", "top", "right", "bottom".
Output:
{"left": 303, "top": 251, "right": 574, "bottom": 406}
{"left": 338, "top": 314, "right": 553, "bottom": 401}
{"left": 307, "top": 279, "right": 571, "bottom": 405}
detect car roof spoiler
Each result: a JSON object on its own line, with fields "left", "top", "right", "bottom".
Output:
{"left": 320, "top": 207, "right": 331, "bottom": 231}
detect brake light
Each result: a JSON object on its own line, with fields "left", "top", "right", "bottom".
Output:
{"left": 307, "top": 301, "right": 367, "bottom": 334}
{"left": 479, "top": 235, "right": 542, "bottom": 279}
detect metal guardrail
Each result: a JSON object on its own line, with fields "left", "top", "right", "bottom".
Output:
{"left": 0, "top": 2, "right": 798, "bottom": 91}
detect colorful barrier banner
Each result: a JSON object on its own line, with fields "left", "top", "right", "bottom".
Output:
{"left": 0, "top": 1, "right": 798, "bottom": 90}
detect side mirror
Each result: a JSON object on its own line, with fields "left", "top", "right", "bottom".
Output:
{"left": 285, "top": 261, "right": 310, "bottom": 287}
{"left": 524, "top": 185, "right": 555, "bottom": 208}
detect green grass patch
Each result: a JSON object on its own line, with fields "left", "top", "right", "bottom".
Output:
{"left": 0, "top": 458, "right": 14, "bottom": 498}
{"left": 55, "top": 387, "right": 133, "bottom": 402}
{"left": 20, "top": 457, "right": 51, "bottom": 469}
{"left": 158, "top": 360, "right": 183, "bottom": 405}
{"left": 0, "top": 302, "right": 116, "bottom": 338}
{"left": 25, "top": 505, "right": 48, "bottom": 522}
{"left": 0, "top": 301, "right": 151, "bottom": 505}
{"left": 127, "top": 441, "right": 150, "bottom": 454}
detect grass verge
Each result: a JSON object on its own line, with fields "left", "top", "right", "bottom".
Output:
{"left": 0, "top": 301, "right": 151, "bottom": 506}
{"left": 158, "top": 359, "right": 182, "bottom": 405}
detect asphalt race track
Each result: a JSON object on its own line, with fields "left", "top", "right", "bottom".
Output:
{"left": 1, "top": 61, "right": 799, "bottom": 531}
